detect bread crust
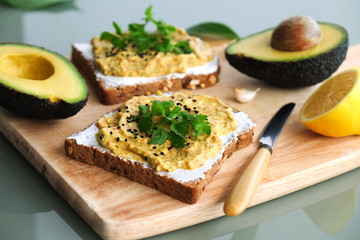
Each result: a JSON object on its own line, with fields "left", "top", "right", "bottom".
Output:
{"left": 71, "top": 45, "right": 220, "bottom": 105}
{"left": 65, "top": 127, "right": 254, "bottom": 204}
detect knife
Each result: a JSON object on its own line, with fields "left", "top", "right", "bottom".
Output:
{"left": 223, "top": 102, "right": 295, "bottom": 216}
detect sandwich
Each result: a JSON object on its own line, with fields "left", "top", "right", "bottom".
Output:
{"left": 71, "top": 6, "right": 220, "bottom": 105}
{"left": 65, "top": 92, "right": 255, "bottom": 203}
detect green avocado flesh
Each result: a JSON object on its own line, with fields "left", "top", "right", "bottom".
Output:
{"left": 0, "top": 43, "right": 88, "bottom": 119}
{"left": 225, "top": 23, "right": 348, "bottom": 88}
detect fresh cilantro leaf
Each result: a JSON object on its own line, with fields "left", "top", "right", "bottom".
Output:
{"left": 144, "top": 5, "right": 153, "bottom": 23}
{"left": 168, "top": 131, "right": 186, "bottom": 148}
{"left": 132, "top": 99, "right": 211, "bottom": 148}
{"left": 151, "top": 100, "right": 174, "bottom": 116}
{"left": 173, "top": 41, "right": 193, "bottom": 54}
{"left": 178, "top": 110, "right": 194, "bottom": 122}
{"left": 128, "top": 23, "right": 145, "bottom": 33}
{"left": 99, "top": 5, "right": 193, "bottom": 54}
{"left": 138, "top": 116, "right": 153, "bottom": 132}
{"left": 100, "top": 31, "right": 117, "bottom": 41}
{"left": 170, "top": 121, "right": 189, "bottom": 137}
{"left": 112, "top": 21, "right": 123, "bottom": 36}
{"left": 149, "top": 128, "right": 168, "bottom": 145}
{"left": 112, "top": 38, "right": 126, "bottom": 49}
{"left": 167, "top": 106, "right": 182, "bottom": 119}
{"left": 190, "top": 114, "right": 211, "bottom": 139}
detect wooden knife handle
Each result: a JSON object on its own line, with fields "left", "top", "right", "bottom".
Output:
{"left": 223, "top": 145, "right": 272, "bottom": 216}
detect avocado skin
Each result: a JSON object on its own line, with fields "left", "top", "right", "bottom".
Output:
{"left": 0, "top": 83, "right": 88, "bottom": 119}
{"left": 225, "top": 38, "right": 348, "bottom": 88}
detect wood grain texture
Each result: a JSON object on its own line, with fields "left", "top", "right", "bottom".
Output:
{"left": 1, "top": 43, "right": 360, "bottom": 240}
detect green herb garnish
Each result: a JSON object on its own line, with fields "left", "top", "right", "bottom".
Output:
{"left": 100, "top": 6, "right": 193, "bottom": 54}
{"left": 131, "top": 100, "right": 211, "bottom": 148}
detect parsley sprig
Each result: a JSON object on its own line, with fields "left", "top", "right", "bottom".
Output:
{"left": 100, "top": 6, "right": 193, "bottom": 54}
{"left": 131, "top": 100, "right": 211, "bottom": 148}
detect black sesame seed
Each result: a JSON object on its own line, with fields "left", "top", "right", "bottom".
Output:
{"left": 99, "top": 136, "right": 103, "bottom": 140}
{"left": 160, "top": 152, "right": 165, "bottom": 155}
{"left": 154, "top": 153, "right": 159, "bottom": 156}
{"left": 110, "top": 131, "right": 113, "bottom": 135}
{"left": 126, "top": 110, "right": 129, "bottom": 113}
{"left": 125, "top": 106, "right": 129, "bottom": 109}
{"left": 168, "top": 146, "right": 173, "bottom": 150}
{"left": 195, "top": 110, "right": 199, "bottom": 114}
{"left": 107, "top": 126, "right": 111, "bottom": 128}
{"left": 117, "top": 126, "right": 121, "bottom": 129}
{"left": 116, "top": 137, "right": 120, "bottom": 142}
{"left": 122, "top": 124, "right": 125, "bottom": 126}
{"left": 192, "top": 99, "right": 197, "bottom": 102}
{"left": 186, "top": 142, "right": 190, "bottom": 146}
{"left": 125, "top": 139, "right": 128, "bottom": 142}
{"left": 144, "top": 156, "right": 148, "bottom": 160}
{"left": 153, "top": 146, "right": 157, "bottom": 150}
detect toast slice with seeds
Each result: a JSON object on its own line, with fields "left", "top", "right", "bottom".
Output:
{"left": 65, "top": 92, "right": 254, "bottom": 203}
{"left": 71, "top": 42, "right": 220, "bottom": 105}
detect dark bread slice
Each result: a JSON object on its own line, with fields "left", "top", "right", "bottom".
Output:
{"left": 64, "top": 121, "right": 254, "bottom": 204}
{"left": 71, "top": 44, "right": 220, "bottom": 105}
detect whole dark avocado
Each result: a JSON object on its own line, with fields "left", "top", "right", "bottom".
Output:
{"left": 225, "top": 20, "right": 349, "bottom": 88}
{"left": 0, "top": 43, "right": 88, "bottom": 119}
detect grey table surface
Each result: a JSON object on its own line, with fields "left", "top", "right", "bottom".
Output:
{"left": 1, "top": 0, "right": 360, "bottom": 239}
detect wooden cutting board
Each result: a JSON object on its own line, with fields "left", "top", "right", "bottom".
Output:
{"left": 1, "top": 42, "right": 360, "bottom": 240}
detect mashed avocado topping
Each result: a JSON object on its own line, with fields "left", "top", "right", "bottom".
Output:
{"left": 96, "top": 92, "right": 237, "bottom": 172}
{"left": 92, "top": 6, "right": 214, "bottom": 77}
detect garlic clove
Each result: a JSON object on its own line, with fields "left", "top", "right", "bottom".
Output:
{"left": 234, "top": 88, "right": 260, "bottom": 103}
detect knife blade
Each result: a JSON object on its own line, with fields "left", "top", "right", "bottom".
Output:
{"left": 224, "top": 102, "right": 295, "bottom": 216}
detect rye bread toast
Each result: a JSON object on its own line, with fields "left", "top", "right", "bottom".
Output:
{"left": 71, "top": 43, "right": 220, "bottom": 105}
{"left": 64, "top": 93, "right": 255, "bottom": 203}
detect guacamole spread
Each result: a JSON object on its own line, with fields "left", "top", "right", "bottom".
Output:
{"left": 91, "top": 28, "right": 215, "bottom": 77}
{"left": 96, "top": 92, "right": 237, "bottom": 172}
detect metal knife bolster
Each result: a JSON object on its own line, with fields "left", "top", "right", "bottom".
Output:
{"left": 259, "top": 143, "right": 273, "bottom": 154}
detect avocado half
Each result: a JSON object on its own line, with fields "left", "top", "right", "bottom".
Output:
{"left": 0, "top": 43, "right": 88, "bottom": 119}
{"left": 225, "top": 23, "right": 349, "bottom": 88}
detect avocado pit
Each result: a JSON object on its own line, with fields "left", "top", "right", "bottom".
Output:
{"left": 271, "top": 15, "right": 322, "bottom": 52}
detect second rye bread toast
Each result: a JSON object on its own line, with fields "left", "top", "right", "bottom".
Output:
{"left": 65, "top": 92, "right": 255, "bottom": 204}
{"left": 71, "top": 41, "right": 220, "bottom": 105}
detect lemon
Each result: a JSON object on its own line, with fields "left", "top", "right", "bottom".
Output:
{"left": 299, "top": 67, "right": 360, "bottom": 137}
